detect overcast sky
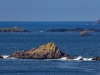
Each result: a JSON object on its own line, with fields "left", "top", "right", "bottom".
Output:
{"left": 0, "top": 0, "right": 100, "bottom": 21}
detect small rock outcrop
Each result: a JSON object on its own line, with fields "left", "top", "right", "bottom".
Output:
{"left": 10, "top": 42, "right": 72, "bottom": 59}
{"left": 79, "top": 31, "right": 92, "bottom": 36}
{"left": 0, "top": 26, "right": 29, "bottom": 32}
{"left": 0, "top": 55, "right": 3, "bottom": 58}
{"left": 92, "top": 57, "right": 100, "bottom": 61}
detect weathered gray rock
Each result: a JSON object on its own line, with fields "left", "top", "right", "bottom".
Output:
{"left": 10, "top": 42, "right": 73, "bottom": 59}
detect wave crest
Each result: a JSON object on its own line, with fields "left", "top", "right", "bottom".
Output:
{"left": 61, "top": 56, "right": 93, "bottom": 61}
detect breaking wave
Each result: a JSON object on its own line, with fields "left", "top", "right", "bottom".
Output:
{"left": 2, "top": 55, "right": 9, "bottom": 58}
{"left": 2, "top": 55, "right": 17, "bottom": 59}
{"left": 1, "top": 55, "right": 93, "bottom": 61}
{"left": 39, "top": 31, "right": 44, "bottom": 32}
{"left": 60, "top": 56, "right": 93, "bottom": 61}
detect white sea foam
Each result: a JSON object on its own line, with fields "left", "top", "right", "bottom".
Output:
{"left": 40, "top": 31, "right": 44, "bottom": 32}
{"left": 2, "top": 55, "right": 17, "bottom": 59}
{"left": 2, "top": 55, "right": 9, "bottom": 58}
{"left": 2, "top": 55, "right": 93, "bottom": 61}
{"left": 60, "top": 56, "right": 93, "bottom": 61}
{"left": 74, "top": 56, "right": 83, "bottom": 60}
{"left": 9, "top": 57, "right": 17, "bottom": 59}
{"left": 60, "top": 57, "right": 68, "bottom": 60}
{"left": 82, "top": 58, "right": 93, "bottom": 61}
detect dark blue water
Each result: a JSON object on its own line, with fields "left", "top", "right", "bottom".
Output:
{"left": 0, "top": 21, "right": 100, "bottom": 75}
{"left": 0, "top": 21, "right": 99, "bottom": 32}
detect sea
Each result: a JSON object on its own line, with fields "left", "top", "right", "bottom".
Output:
{"left": 0, "top": 21, "right": 100, "bottom": 75}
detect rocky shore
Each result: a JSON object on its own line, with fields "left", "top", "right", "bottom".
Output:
{"left": 0, "top": 26, "right": 29, "bottom": 32}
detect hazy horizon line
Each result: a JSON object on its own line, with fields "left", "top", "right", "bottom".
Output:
{"left": 0, "top": 20, "right": 97, "bottom": 22}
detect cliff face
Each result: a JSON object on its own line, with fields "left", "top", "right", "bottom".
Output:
{"left": 10, "top": 42, "right": 70, "bottom": 59}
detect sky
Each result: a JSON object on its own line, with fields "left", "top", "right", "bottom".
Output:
{"left": 0, "top": 0, "right": 100, "bottom": 21}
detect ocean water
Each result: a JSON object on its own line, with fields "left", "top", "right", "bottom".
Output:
{"left": 0, "top": 21, "right": 100, "bottom": 75}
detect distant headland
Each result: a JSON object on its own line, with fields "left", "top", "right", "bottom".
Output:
{"left": 0, "top": 26, "right": 29, "bottom": 32}
{"left": 46, "top": 28, "right": 100, "bottom": 32}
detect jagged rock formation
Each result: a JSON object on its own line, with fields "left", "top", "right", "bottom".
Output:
{"left": 79, "top": 31, "right": 92, "bottom": 36}
{"left": 9, "top": 42, "right": 73, "bottom": 59}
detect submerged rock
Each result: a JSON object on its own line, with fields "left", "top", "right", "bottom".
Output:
{"left": 79, "top": 31, "right": 92, "bottom": 36}
{"left": 10, "top": 42, "right": 73, "bottom": 59}
{"left": 92, "top": 57, "right": 100, "bottom": 61}
{"left": 0, "top": 55, "right": 3, "bottom": 58}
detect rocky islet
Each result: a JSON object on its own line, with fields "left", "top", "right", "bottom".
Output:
{"left": 0, "top": 42, "right": 100, "bottom": 61}
{"left": 9, "top": 42, "right": 73, "bottom": 59}
{"left": 0, "top": 26, "right": 29, "bottom": 32}
{"left": 46, "top": 28, "right": 100, "bottom": 32}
